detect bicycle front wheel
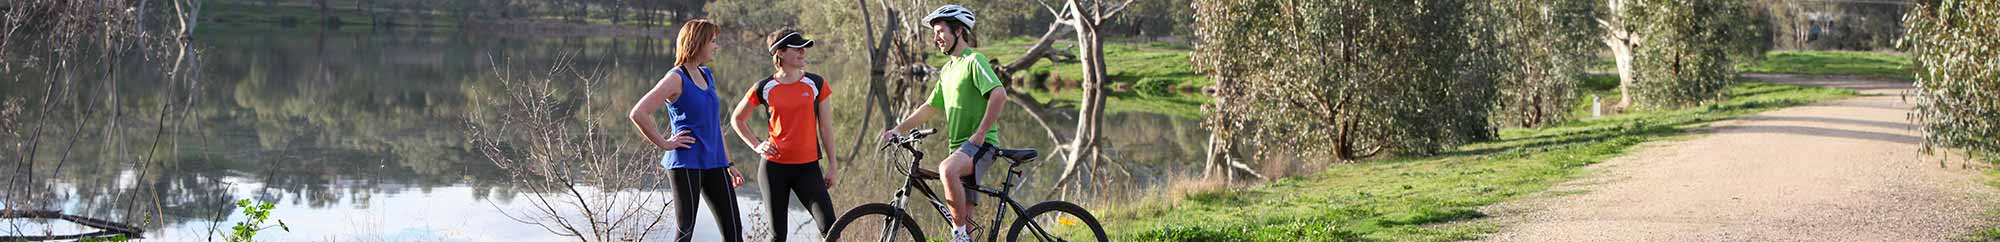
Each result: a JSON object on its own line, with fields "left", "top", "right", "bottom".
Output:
{"left": 826, "top": 203, "right": 927, "bottom": 242}
{"left": 1005, "top": 201, "right": 1108, "bottom": 242}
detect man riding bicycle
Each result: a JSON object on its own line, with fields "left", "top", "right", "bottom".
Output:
{"left": 880, "top": 4, "right": 1006, "bottom": 242}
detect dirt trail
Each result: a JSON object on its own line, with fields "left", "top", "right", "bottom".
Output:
{"left": 1480, "top": 75, "right": 1999, "bottom": 241}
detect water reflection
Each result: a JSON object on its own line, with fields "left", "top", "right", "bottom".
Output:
{"left": 4, "top": 28, "right": 1206, "bottom": 241}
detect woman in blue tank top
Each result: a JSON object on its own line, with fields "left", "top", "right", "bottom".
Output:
{"left": 626, "top": 19, "right": 744, "bottom": 242}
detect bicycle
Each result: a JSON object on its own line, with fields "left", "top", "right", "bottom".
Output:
{"left": 824, "top": 129, "right": 1108, "bottom": 242}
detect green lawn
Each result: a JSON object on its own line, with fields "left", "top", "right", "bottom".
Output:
{"left": 1739, "top": 51, "right": 1913, "bottom": 80}
{"left": 1590, "top": 50, "right": 1911, "bottom": 80}
{"left": 1100, "top": 81, "right": 1854, "bottom": 241}
{"left": 1967, "top": 168, "right": 2000, "bottom": 242}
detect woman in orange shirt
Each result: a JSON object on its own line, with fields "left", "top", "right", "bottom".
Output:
{"left": 728, "top": 28, "right": 837, "bottom": 242}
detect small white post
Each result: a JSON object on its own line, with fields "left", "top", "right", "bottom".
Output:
{"left": 1592, "top": 94, "right": 1603, "bottom": 118}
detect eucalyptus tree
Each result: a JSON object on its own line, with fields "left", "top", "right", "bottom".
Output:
{"left": 1599, "top": 0, "right": 1765, "bottom": 108}
{"left": 1902, "top": 0, "right": 2000, "bottom": 165}
{"left": 1484, "top": 0, "right": 1602, "bottom": 128}
{"left": 1192, "top": 0, "right": 1496, "bottom": 168}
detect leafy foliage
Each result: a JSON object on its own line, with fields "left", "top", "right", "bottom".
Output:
{"left": 1193, "top": 0, "right": 1498, "bottom": 161}
{"left": 1480, "top": 0, "right": 1602, "bottom": 128}
{"left": 226, "top": 199, "right": 290, "bottom": 242}
{"left": 704, "top": 0, "right": 801, "bottom": 39}
{"left": 1763, "top": 1, "right": 1907, "bottom": 51}
{"left": 1625, "top": 0, "right": 1765, "bottom": 108}
{"left": 1902, "top": 0, "right": 2000, "bottom": 162}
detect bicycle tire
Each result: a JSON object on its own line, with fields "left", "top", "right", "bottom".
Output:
{"left": 1004, "top": 201, "right": 1107, "bottom": 242}
{"left": 825, "top": 203, "right": 926, "bottom": 242}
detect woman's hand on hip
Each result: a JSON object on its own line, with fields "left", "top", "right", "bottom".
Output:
{"left": 755, "top": 140, "right": 779, "bottom": 156}
{"left": 662, "top": 130, "right": 697, "bottom": 150}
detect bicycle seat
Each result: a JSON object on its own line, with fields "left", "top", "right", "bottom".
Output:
{"left": 993, "top": 147, "right": 1039, "bottom": 163}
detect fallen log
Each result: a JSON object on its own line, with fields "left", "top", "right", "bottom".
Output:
{"left": 0, "top": 209, "right": 145, "bottom": 241}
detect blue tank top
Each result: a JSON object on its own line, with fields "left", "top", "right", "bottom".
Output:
{"left": 661, "top": 66, "right": 731, "bottom": 169}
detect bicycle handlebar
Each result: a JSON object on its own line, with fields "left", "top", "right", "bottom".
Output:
{"left": 881, "top": 128, "right": 938, "bottom": 150}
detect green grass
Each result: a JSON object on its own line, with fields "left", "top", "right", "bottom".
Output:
{"left": 1738, "top": 51, "right": 1913, "bottom": 80}
{"left": 1099, "top": 81, "right": 1854, "bottom": 241}
{"left": 1591, "top": 50, "right": 1910, "bottom": 80}
{"left": 1967, "top": 169, "right": 2000, "bottom": 242}
{"left": 1963, "top": 228, "right": 2000, "bottom": 242}
{"left": 1568, "top": 73, "right": 1623, "bottom": 118}
{"left": 948, "top": 37, "right": 1210, "bottom": 118}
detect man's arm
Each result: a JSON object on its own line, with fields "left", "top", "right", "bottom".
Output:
{"left": 967, "top": 86, "right": 1006, "bottom": 146}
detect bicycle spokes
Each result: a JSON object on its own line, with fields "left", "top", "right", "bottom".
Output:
{"left": 1006, "top": 202, "right": 1108, "bottom": 242}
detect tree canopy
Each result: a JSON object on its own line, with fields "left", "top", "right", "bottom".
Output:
{"left": 1902, "top": 0, "right": 2000, "bottom": 162}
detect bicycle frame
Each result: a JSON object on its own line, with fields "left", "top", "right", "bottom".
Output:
{"left": 872, "top": 136, "right": 1068, "bottom": 242}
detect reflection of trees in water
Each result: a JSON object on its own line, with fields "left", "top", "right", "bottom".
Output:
{"left": 7, "top": 29, "right": 694, "bottom": 233}
{"left": 2, "top": 0, "right": 222, "bottom": 237}
{"left": 463, "top": 56, "right": 679, "bottom": 241}
{"left": 9, "top": 23, "right": 1211, "bottom": 237}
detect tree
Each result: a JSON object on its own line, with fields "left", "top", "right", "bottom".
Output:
{"left": 703, "top": 0, "right": 799, "bottom": 39}
{"left": 1629, "top": 0, "right": 1760, "bottom": 108}
{"left": 1599, "top": 0, "right": 1765, "bottom": 109}
{"left": 1192, "top": 0, "right": 1497, "bottom": 169}
{"left": 1484, "top": 0, "right": 1602, "bottom": 128}
{"left": 663, "top": 0, "right": 708, "bottom": 21}
{"left": 465, "top": 59, "right": 674, "bottom": 241}
{"left": 1600, "top": 0, "right": 1644, "bottom": 108}
{"left": 3, "top": 0, "right": 209, "bottom": 239}
{"left": 1902, "top": 0, "right": 2000, "bottom": 165}
{"left": 314, "top": 0, "right": 334, "bottom": 25}
{"left": 1766, "top": 1, "right": 1908, "bottom": 51}
{"left": 1105, "top": 0, "right": 1194, "bottom": 38}
{"left": 1044, "top": 0, "right": 1133, "bottom": 187}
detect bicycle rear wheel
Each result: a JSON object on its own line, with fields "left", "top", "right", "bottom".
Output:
{"left": 826, "top": 203, "right": 927, "bottom": 242}
{"left": 1005, "top": 201, "right": 1107, "bottom": 242}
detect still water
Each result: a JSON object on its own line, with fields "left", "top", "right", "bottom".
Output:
{"left": 2, "top": 27, "right": 1208, "bottom": 241}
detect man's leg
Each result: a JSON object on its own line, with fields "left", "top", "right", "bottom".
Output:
{"left": 937, "top": 151, "right": 976, "bottom": 226}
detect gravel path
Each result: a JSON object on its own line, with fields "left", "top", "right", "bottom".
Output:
{"left": 1479, "top": 75, "right": 1999, "bottom": 241}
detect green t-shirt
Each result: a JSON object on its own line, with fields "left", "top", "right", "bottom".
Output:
{"left": 928, "top": 49, "right": 1004, "bottom": 148}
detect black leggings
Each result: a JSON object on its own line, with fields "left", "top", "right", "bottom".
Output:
{"left": 670, "top": 167, "right": 743, "bottom": 242}
{"left": 762, "top": 161, "right": 836, "bottom": 242}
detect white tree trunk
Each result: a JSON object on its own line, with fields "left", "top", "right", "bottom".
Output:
{"left": 1203, "top": 130, "right": 1230, "bottom": 181}
{"left": 1601, "top": 0, "right": 1640, "bottom": 108}
{"left": 1057, "top": 0, "right": 1107, "bottom": 186}
{"left": 1610, "top": 40, "right": 1636, "bottom": 108}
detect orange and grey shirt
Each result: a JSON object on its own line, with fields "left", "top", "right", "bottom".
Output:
{"left": 744, "top": 72, "right": 832, "bottom": 164}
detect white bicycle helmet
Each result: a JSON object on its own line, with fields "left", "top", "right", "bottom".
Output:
{"left": 922, "top": 5, "right": 977, "bottom": 29}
